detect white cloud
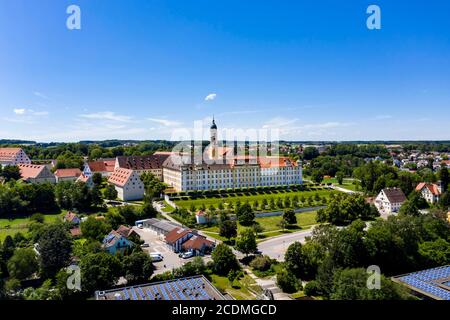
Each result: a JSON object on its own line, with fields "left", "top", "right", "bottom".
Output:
{"left": 14, "top": 108, "right": 26, "bottom": 115}
{"left": 147, "top": 118, "right": 182, "bottom": 127}
{"left": 33, "top": 91, "right": 49, "bottom": 99}
{"left": 262, "top": 117, "right": 299, "bottom": 129}
{"left": 204, "top": 93, "right": 217, "bottom": 101}
{"left": 79, "top": 111, "right": 133, "bottom": 122}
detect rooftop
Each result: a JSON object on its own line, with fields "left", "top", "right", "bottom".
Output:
{"left": 108, "top": 168, "right": 134, "bottom": 187}
{"left": 393, "top": 265, "right": 450, "bottom": 300}
{"left": 116, "top": 154, "right": 170, "bottom": 171}
{"left": 55, "top": 168, "right": 82, "bottom": 178}
{"left": 18, "top": 164, "right": 46, "bottom": 179}
{"left": 95, "top": 275, "right": 225, "bottom": 300}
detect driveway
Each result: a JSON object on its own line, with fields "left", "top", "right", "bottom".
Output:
{"left": 257, "top": 228, "right": 315, "bottom": 261}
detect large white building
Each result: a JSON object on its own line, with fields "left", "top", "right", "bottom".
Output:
{"left": 375, "top": 187, "right": 407, "bottom": 215}
{"left": 0, "top": 148, "right": 31, "bottom": 166}
{"left": 108, "top": 168, "right": 145, "bottom": 201}
{"left": 163, "top": 119, "right": 303, "bottom": 192}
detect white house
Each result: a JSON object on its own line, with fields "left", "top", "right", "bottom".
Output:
{"left": 108, "top": 168, "right": 145, "bottom": 201}
{"left": 415, "top": 182, "right": 442, "bottom": 204}
{"left": 375, "top": 188, "right": 407, "bottom": 215}
{"left": 83, "top": 159, "right": 116, "bottom": 178}
{"left": 54, "top": 168, "right": 82, "bottom": 183}
{"left": 0, "top": 148, "right": 31, "bottom": 166}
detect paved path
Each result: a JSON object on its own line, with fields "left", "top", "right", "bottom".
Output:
{"left": 257, "top": 228, "right": 315, "bottom": 261}
{"left": 244, "top": 268, "right": 292, "bottom": 300}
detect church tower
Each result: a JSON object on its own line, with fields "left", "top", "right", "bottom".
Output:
{"left": 210, "top": 116, "right": 218, "bottom": 159}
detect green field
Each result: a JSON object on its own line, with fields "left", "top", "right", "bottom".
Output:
{"left": 201, "top": 210, "right": 317, "bottom": 240}
{"left": 321, "top": 177, "right": 360, "bottom": 191}
{"left": 210, "top": 273, "right": 261, "bottom": 300}
{"left": 174, "top": 189, "right": 336, "bottom": 211}
{"left": 0, "top": 213, "right": 63, "bottom": 241}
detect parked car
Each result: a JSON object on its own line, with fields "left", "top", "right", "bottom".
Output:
{"left": 140, "top": 243, "right": 149, "bottom": 248}
{"left": 150, "top": 253, "right": 163, "bottom": 262}
{"left": 180, "top": 251, "right": 194, "bottom": 259}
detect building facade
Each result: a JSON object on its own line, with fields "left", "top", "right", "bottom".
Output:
{"left": 108, "top": 168, "right": 145, "bottom": 201}
{"left": 416, "top": 182, "right": 442, "bottom": 204}
{"left": 0, "top": 148, "right": 31, "bottom": 166}
{"left": 162, "top": 119, "right": 302, "bottom": 192}
{"left": 18, "top": 164, "right": 56, "bottom": 184}
{"left": 375, "top": 188, "right": 407, "bottom": 214}
{"left": 115, "top": 154, "right": 170, "bottom": 181}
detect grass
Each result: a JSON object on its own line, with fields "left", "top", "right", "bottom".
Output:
{"left": 174, "top": 189, "right": 336, "bottom": 211}
{"left": 322, "top": 177, "right": 360, "bottom": 192}
{"left": 210, "top": 273, "right": 261, "bottom": 300}
{"left": 0, "top": 212, "right": 64, "bottom": 241}
{"left": 161, "top": 201, "right": 176, "bottom": 213}
{"left": 203, "top": 210, "right": 317, "bottom": 234}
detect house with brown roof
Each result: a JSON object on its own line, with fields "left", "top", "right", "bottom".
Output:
{"left": 83, "top": 159, "right": 116, "bottom": 177}
{"left": 108, "top": 168, "right": 144, "bottom": 201}
{"left": 18, "top": 164, "right": 56, "bottom": 184}
{"left": 0, "top": 148, "right": 31, "bottom": 166}
{"left": 115, "top": 154, "right": 170, "bottom": 181}
{"left": 165, "top": 227, "right": 193, "bottom": 252}
{"left": 76, "top": 173, "right": 94, "bottom": 188}
{"left": 375, "top": 187, "right": 407, "bottom": 214}
{"left": 102, "top": 230, "right": 134, "bottom": 255}
{"left": 64, "top": 211, "right": 81, "bottom": 225}
{"left": 54, "top": 168, "right": 82, "bottom": 183}
{"left": 181, "top": 234, "right": 215, "bottom": 256}
{"left": 416, "top": 182, "right": 442, "bottom": 204}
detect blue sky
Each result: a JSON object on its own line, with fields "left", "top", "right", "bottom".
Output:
{"left": 0, "top": 0, "right": 449, "bottom": 142}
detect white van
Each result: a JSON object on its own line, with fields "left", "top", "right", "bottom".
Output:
{"left": 150, "top": 252, "right": 163, "bottom": 262}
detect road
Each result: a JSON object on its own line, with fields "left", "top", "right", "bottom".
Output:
{"left": 257, "top": 228, "right": 315, "bottom": 261}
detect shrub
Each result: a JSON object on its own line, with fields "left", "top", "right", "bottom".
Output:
{"left": 249, "top": 255, "right": 272, "bottom": 271}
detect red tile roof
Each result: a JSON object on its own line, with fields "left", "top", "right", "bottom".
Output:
{"left": 55, "top": 168, "right": 82, "bottom": 178}
{"left": 18, "top": 164, "right": 46, "bottom": 179}
{"left": 108, "top": 168, "right": 134, "bottom": 187}
{"left": 182, "top": 235, "right": 214, "bottom": 251}
{"left": 0, "top": 148, "right": 23, "bottom": 162}
{"left": 382, "top": 188, "right": 407, "bottom": 203}
{"left": 70, "top": 227, "right": 82, "bottom": 237}
{"left": 76, "top": 173, "right": 92, "bottom": 183}
{"left": 116, "top": 154, "right": 169, "bottom": 170}
{"left": 87, "top": 160, "right": 116, "bottom": 173}
{"left": 165, "top": 227, "right": 192, "bottom": 244}
{"left": 415, "top": 183, "right": 441, "bottom": 196}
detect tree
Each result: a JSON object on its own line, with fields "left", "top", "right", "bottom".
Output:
{"left": 104, "top": 184, "right": 118, "bottom": 200}
{"left": 122, "top": 251, "right": 154, "bottom": 284}
{"left": 80, "top": 216, "right": 111, "bottom": 242}
{"left": 235, "top": 203, "right": 255, "bottom": 226}
{"left": 439, "top": 164, "right": 449, "bottom": 193}
{"left": 141, "top": 202, "right": 158, "bottom": 219}
{"left": 284, "top": 242, "right": 305, "bottom": 278}
{"left": 283, "top": 209, "right": 297, "bottom": 225}
{"left": 303, "top": 147, "right": 319, "bottom": 160}
{"left": 1, "top": 235, "right": 15, "bottom": 261}
{"left": 92, "top": 172, "right": 103, "bottom": 186}
{"left": 211, "top": 243, "right": 239, "bottom": 275}
{"left": 276, "top": 268, "right": 300, "bottom": 293}
{"left": 235, "top": 229, "right": 257, "bottom": 256}
{"left": 79, "top": 252, "right": 122, "bottom": 293}
{"left": 336, "top": 171, "right": 344, "bottom": 185}
{"left": 38, "top": 224, "right": 73, "bottom": 278}
{"left": 311, "top": 169, "right": 324, "bottom": 184}
{"left": 7, "top": 248, "right": 39, "bottom": 280}
{"left": 0, "top": 165, "right": 21, "bottom": 182}
{"left": 418, "top": 238, "right": 450, "bottom": 267}
{"left": 399, "top": 199, "right": 420, "bottom": 217}
{"left": 219, "top": 220, "right": 237, "bottom": 241}
{"left": 330, "top": 268, "right": 409, "bottom": 300}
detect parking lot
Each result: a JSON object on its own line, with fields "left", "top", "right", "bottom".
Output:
{"left": 132, "top": 227, "right": 196, "bottom": 275}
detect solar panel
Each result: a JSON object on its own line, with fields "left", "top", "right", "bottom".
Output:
{"left": 123, "top": 289, "right": 130, "bottom": 300}
{"left": 146, "top": 289, "right": 155, "bottom": 300}
{"left": 399, "top": 266, "right": 450, "bottom": 300}
{"left": 138, "top": 287, "right": 146, "bottom": 300}
{"left": 130, "top": 288, "right": 138, "bottom": 300}
{"left": 159, "top": 284, "right": 171, "bottom": 300}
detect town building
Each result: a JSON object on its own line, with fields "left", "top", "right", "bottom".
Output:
{"left": 83, "top": 159, "right": 116, "bottom": 177}
{"left": 17, "top": 164, "right": 56, "bottom": 184}
{"left": 76, "top": 173, "right": 94, "bottom": 188}
{"left": 375, "top": 188, "right": 407, "bottom": 214}
{"left": 54, "top": 168, "right": 82, "bottom": 183}
{"left": 415, "top": 182, "right": 442, "bottom": 204}
{"left": 108, "top": 168, "right": 145, "bottom": 201}
{"left": 95, "top": 275, "right": 225, "bottom": 300}
{"left": 115, "top": 154, "right": 170, "bottom": 181}
{"left": 162, "top": 118, "right": 302, "bottom": 192}
{"left": 102, "top": 230, "right": 134, "bottom": 255}
{"left": 0, "top": 148, "right": 31, "bottom": 166}
{"left": 181, "top": 234, "right": 215, "bottom": 256}
{"left": 64, "top": 211, "right": 81, "bottom": 225}
{"left": 139, "top": 218, "right": 179, "bottom": 235}
{"left": 165, "top": 227, "right": 193, "bottom": 253}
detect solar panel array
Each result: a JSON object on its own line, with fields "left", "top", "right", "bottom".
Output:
{"left": 112, "top": 277, "right": 214, "bottom": 301}
{"left": 398, "top": 265, "right": 450, "bottom": 300}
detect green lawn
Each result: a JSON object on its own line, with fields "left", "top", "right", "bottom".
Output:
{"left": 174, "top": 189, "right": 336, "bottom": 211}
{"left": 202, "top": 210, "right": 318, "bottom": 240}
{"left": 161, "top": 201, "right": 176, "bottom": 213}
{"left": 322, "top": 177, "right": 360, "bottom": 191}
{"left": 0, "top": 213, "right": 63, "bottom": 241}
{"left": 210, "top": 273, "right": 261, "bottom": 300}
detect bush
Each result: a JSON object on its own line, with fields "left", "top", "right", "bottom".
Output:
{"left": 276, "top": 268, "right": 300, "bottom": 293}
{"left": 250, "top": 255, "right": 272, "bottom": 272}
{"left": 304, "top": 280, "right": 321, "bottom": 296}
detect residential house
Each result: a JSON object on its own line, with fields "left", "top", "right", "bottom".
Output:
{"left": 195, "top": 210, "right": 208, "bottom": 225}
{"left": 108, "top": 168, "right": 145, "bottom": 201}
{"left": 140, "top": 218, "right": 179, "bottom": 235}
{"left": 415, "top": 182, "right": 442, "bottom": 204}
{"left": 64, "top": 211, "right": 81, "bottom": 225}
{"left": 54, "top": 168, "right": 82, "bottom": 183}
{"left": 76, "top": 173, "right": 94, "bottom": 188}
{"left": 181, "top": 234, "right": 215, "bottom": 256}
{"left": 165, "top": 227, "right": 193, "bottom": 253}
{"left": 115, "top": 225, "right": 140, "bottom": 240}
{"left": 18, "top": 164, "right": 56, "bottom": 184}
{"left": 83, "top": 159, "right": 116, "bottom": 177}
{"left": 102, "top": 230, "right": 134, "bottom": 255}
{"left": 0, "top": 148, "right": 31, "bottom": 166}
{"left": 375, "top": 188, "right": 407, "bottom": 214}
{"left": 115, "top": 154, "right": 170, "bottom": 181}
